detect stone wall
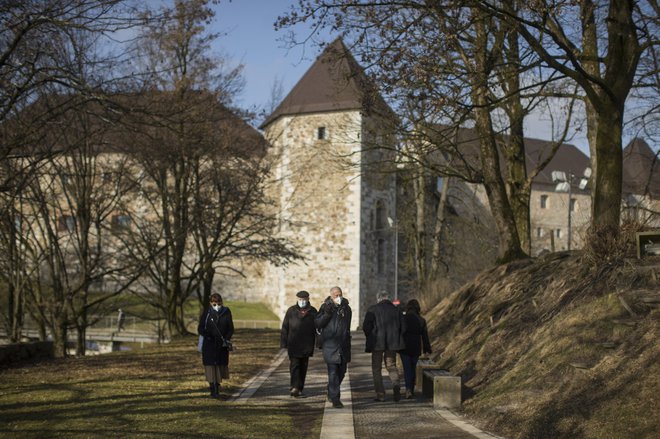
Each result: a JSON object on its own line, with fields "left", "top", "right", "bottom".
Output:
{"left": 529, "top": 185, "right": 591, "bottom": 255}
{"left": 260, "top": 111, "right": 365, "bottom": 326}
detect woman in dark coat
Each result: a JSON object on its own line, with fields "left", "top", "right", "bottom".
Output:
{"left": 400, "top": 299, "right": 432, "bottom": 399}
{"left": 280, "top": 290, "right": 318, "bottom": 397}
{"left": 198, "top": 293, "right": 234, "bottom": 398}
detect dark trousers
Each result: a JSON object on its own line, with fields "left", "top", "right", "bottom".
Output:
{"left": 399, "top": 352, "right": 419, "bottom": 392}
{"left": 289, "top": 356, "right": 310, "bottom": 391}
{"left": 326, "top": 359, "right": 347, "bottom": 403}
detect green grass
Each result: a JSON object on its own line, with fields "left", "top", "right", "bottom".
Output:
{"left": 0, "top": 329, "right": 313, "bottom": 438}
{"left": 223, "top": 301, "right": 279, "bottom": 321}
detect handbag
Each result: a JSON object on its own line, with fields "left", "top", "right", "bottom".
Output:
{"left": 197, "top": 335, "right": 204, "bottom": 352}
{"left": 222, "top": 337, "right": 234, "bottom": 351}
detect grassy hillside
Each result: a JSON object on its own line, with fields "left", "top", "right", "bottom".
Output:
{"left": 426, "top": 252, "right": 659, "bottom": 439}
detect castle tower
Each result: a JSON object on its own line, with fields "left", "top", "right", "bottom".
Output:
{"left": 261, "top": 39, "right": 398, "bottom": 328}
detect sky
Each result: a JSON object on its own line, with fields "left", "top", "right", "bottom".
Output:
{"left": 208, "top": 1, "right": 652, "bottom": 156}
{"left": 212, "top": 1, "right": 325, "bottom": 113}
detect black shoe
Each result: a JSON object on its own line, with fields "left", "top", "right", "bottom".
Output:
{"left": 332, "top": 400, "right": 344, "bottom": 408}
{"left": 393, "top": 385, "right": 401, "bottom": 402}
{"left": 290, "top": 387, "right": 300, "bottom": 397}
{"left": 209, "top": 382, "right": 218, "bottom": 398}
{"left": 374, "top": 394, "right": 385, "bottom": 402}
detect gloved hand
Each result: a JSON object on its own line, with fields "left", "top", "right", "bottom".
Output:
{"left": 324, "top": 297, "right": 334, "bottom": 313}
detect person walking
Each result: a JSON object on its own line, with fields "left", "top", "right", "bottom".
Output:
{"left": 281, "top": 290, "right": 318, "bottom": 397}
{"left": 316, "top": 286, "right": 352, "bottom": 409}
{"left": 198, "top": 293, "right": 234, "bottom": 398}
{"left": 362, "top": 290, "right": 406, "bottom": 402}
{"left": 400, "top": 299, "right": 432, "bottom": 399}
{"left": 116, "top": 308, "right": 125, "bottom": 333}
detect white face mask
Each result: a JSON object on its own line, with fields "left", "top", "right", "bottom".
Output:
{"left": 334, "top": 296, "right": 342, "bottom": 305}
{"left": 212, "top": 304, "right": 221, "bottom": 312}
{"left": 297, "top": 300, "right": 308, "bottom": 308}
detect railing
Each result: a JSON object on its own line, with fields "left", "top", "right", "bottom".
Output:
{"left": 2, "top": 315, "right": 281, "bottom": 345}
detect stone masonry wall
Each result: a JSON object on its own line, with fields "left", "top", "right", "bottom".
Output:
{"left": 262, "top": 111, "right": 365, "bottom": 327}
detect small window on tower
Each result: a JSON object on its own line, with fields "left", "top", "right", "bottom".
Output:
{"left": 317, "top": 126, "right": 326, "bottom": 140}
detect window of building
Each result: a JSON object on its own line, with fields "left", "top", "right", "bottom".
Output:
{"left": 377, "top": 238, "right": 385, "bottom": 274}
{"left": 555, "top": 228, "right": 562, "bottom": 238}
{"left": 317, "top": 126, "right": 326, "bottom": 140}
{"left": 536, "top": 227, "right": 543, "bottom": 238}
{"left": 58, "top": 215, "right": 76, "bottom": 232}
{"left": 375, "top": 200, "right": 386, "bottom": 230}
{"left": 540, "top": 195, "right": 548, "bottom": 209}
{"left": 569, "top": 198, "right": 577, "bottom": 212}
{"left": 112, "top": 214, "right": 132, "bottom": 229}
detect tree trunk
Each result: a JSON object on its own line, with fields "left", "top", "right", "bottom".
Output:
{"left": 501, "top": 0, "right": 531, "bottom": 255}
{"left": 413, "top": 164, "right": 427, "bottom": 284}
{"left": 52, "top": 318, "right": 68, "bottom": 358}
{"left": 591, "top": 105, "right": 624, "bottom": 231}
{"left": 430, "top": 176, "right": 451, "bottom": 277}
{"left": 472, "top": 8, "right": 526, "bottom": 263}
{"left": 76, "top": 325, "right": 86, "bottom": 356}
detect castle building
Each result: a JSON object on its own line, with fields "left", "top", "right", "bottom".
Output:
{"left": 224, "top": 40, "right": 659, "bottom": 324}
{"left": 238, "top": 39, "right": 399, "bottom": 328}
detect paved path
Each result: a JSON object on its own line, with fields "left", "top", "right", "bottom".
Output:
{"left": 233, "top": 332, "right": 501, "bottom": 439}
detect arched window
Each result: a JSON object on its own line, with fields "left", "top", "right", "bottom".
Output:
{"left": 375, "top": 200, "right": 386, "bottom": 230}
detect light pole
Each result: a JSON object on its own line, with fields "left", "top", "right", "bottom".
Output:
{"left": 387, "top": 216, "right": 398, "bottom": 302}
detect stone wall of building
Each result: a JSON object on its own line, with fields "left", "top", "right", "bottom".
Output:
{"left": 529, "top": 185, "right": 591, "bottom": 255}
{"left": 258, "top": 110, "right": 365, "bottom": 327}
{"left": 357, "top": 116, "right": 397, "bottom": 324}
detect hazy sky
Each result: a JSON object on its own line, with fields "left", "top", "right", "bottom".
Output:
{"left": 208, "top": 1, "right": 652, "bottom": 156}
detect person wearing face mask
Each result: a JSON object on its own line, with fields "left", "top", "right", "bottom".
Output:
{"left": 315, "top": 286, "right": 352, "bottom": 409}
{"left": 198, "top": 293, "right": 234, "bottom": 398}
{"left": 280, "top": 290, "right": 318, "bottom": 397}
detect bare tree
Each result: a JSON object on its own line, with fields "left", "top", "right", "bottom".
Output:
{"left": 15, "top": 95, "right": 141, "bottom": 356}
{"left": 478, "top": 0, "right": 656, "bottom": 249}
{"left": 0, "top": 0, "right": 142, "bottom": 192}
{"left": 276, "top": 1, "right": 580, "bottom": 269}
{"left": 116, "top": 0, "right": 296, "bottom": 335}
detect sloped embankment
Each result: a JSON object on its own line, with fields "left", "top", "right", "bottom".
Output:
{"left": 426, "top": 252, "right": 659, "bottom": 439}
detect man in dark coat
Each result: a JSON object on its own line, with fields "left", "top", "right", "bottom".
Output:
{"left": 316, "top": 286, "right": 352, "bottom": 409}
{"left": 362, "top": 290, "right": 406, "bottom": 402}
{"left": 198, "top": 293, "right": 234, "bottom": 398}
{"left": 281, "top": 290, "right": 318, "bottom": 397}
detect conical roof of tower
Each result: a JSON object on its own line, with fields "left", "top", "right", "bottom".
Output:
{"left": 622, "top": 137, "right": 660, "bottom": 199}
{"left": 261, "top": 38, "right": 396, "bottom": 128}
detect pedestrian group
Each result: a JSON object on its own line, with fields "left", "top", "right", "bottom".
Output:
{"left": 197, "top": 287, "right": 431, "bottom": 409}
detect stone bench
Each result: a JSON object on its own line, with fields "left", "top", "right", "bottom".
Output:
{"left": 415, "top": 358, "right": 440, "bottom": 389}
{"left": 422, "top": 368, "right": 462, "bottom": 409}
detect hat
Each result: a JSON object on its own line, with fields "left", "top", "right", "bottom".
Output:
{"left": 296, "top": 290, "right": 310, "bottom": 299}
